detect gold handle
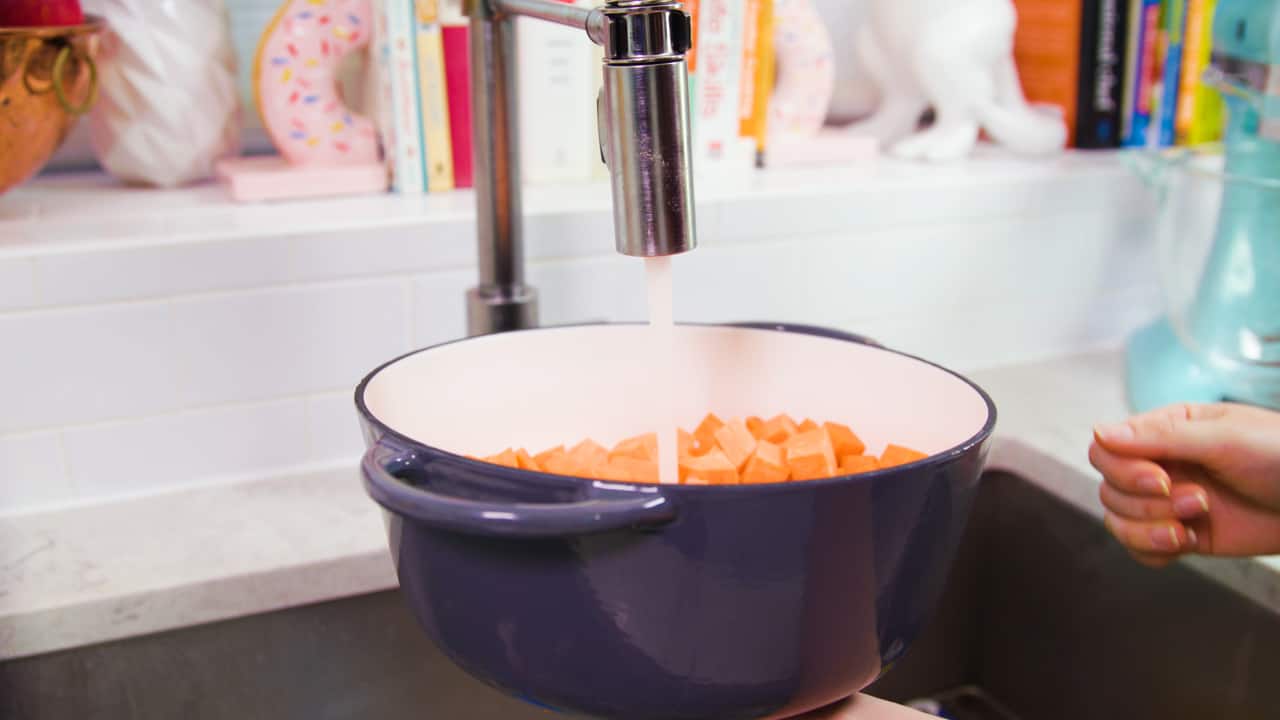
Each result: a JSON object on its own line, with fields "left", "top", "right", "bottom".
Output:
{"left": 52, "top": 44, "right": 97, "bottom": 115}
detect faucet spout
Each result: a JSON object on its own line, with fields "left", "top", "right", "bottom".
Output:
{"left": 466, "top": 0, "right": 697, "bottom": 336}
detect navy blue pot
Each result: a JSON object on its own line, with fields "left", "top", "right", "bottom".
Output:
{"left": 356, "top": 324, "right": 995, "bottom": 720}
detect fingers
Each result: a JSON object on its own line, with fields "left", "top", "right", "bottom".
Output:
{"left": 1093, "top": 403, "right": 1231, "bottom": 463}
{"left": 1103, "top": 511, "right": 1197, "bottom": 557}
{"left": 1099, "top": 482, "right": 1210, "bottom": 521}
{"left": 1089, "top": 441, "right": 1171, "bottom": 496}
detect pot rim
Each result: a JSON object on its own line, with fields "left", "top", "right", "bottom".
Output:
{"left": 354, "top": 322, "right": 998, "bottom": 495}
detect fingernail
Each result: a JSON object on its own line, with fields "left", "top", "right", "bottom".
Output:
{"left": 1186, "top": 527, "right": 1199, "bottom": 550}
{"left": 1151, "top": 526, "right": 1181, "bottom": 551}
{"left": 1138, "top": 474, "right": 1171, "bottom": 496}
{"left": 1095, "top": 423, "right": 1135, "bottom": 443}
{"left": 1173, "top": 492, "right": 1210, "bottom": 518}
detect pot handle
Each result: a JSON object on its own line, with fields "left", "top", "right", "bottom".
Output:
{"left": 730, "top": 322, "right": 883, "bottom": 348}
{"left": 361, "top": 444, "right": 678, "bottom": 539}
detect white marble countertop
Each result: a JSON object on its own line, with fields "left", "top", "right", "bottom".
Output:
{"left": 3, "top": 348, "right": 1278, "bottom": 663}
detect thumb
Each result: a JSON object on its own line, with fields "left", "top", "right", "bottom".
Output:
{"left": 1094, "top": 403, "right": 1232, "bottom": 463}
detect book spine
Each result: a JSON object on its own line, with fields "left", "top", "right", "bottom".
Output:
{"left": 694, "top": 0, "right": 746, "bottom": 170}
{"left": 1076, "top": 0, "right": 1127, "bottom": 148}
{"left": 738, "top": 0, "right": 761, "bottom": 140}
{"left": 441, "top": 21, "right": 473, "bottom": 188}
{"left": 517, "top": 0, "right": 596, "bottom": 184}
{"left": 1125, "top": 0, "right": 1162, "bottom": 146}
{"left": 414, "top": 1, "right": 455, "bottom": 191}
{"left": 1156, "top": 0, "right": 1188, "bottom": 147}
{"left": 750, "top": 0, "right": 775, "bottom": 165}
{"left": 1174, "top": 0, "right": 1207, "bottom": 140}
{"left": 685, "top": 0, "right": 701, "bottom": 135}
{"left": 1120, "top": 0, "right": 1143, "bottom": 141}
{"left": 383, "top": 0, "right": 425, "bottom": 193}
{"left": 1010, "top": 0, "right": 1084, "bottom": 146}
{"left": 1183, "top": 0, "right": 1223, "bottom": 144}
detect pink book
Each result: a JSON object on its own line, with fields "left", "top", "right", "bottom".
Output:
{"left": 441, "top": 21, "right": 473, "bottom": 189}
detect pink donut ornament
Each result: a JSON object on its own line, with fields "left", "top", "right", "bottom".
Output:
{"left": 769, "top": 0, "right": 836, "bottom": 138}
{"left": 253, "top": 0, "right": 379, "bottom": 166}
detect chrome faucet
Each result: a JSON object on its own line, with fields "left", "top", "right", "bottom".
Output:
{"left": 465, "top": 0, "right": 698, "bottom": 335}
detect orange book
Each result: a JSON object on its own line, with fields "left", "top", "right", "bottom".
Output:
{"left": 686, "top": 0, "right": 701, "bottom": 73}
{"left": 1010, "top": 0, "right": 1084, "bottom": 146}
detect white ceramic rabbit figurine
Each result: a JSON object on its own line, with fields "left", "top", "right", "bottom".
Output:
{"left": 846, "top": 0, "right": 1068, "bottom": 162}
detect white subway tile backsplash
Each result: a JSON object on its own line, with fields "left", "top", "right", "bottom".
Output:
{"left": 410, "top": 269, "right": 472, "bottom": 347}
{"left": 170, "top": 280, "right": 412, "bottom": 410}
{"left": 0, "top": 280, "right": 411, "bottom": 434}
{"left": 0, "top": 432, "right": 72, "bottom": 512}
{"left": 31, "top": 224, "right": 475, "bottom": 308}
{"left": 530, "top": 255, "right": 648, "bottom": 326}
{"left": 306, "top": 392, "right": 365, "bottom": 466}
{"left": 0, "top": 258, "right": 36, "bottom": 310}
{"left": 63, "top": 399, "right": 310, "bottom": 500}
{"left": 0, "top": 301, "right": 189, "bottom": 434}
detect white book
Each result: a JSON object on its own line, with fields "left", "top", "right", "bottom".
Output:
{"left": 376, "top": 0, "right": 426, "bottom": 193}
{"left": 693, "top": 0, "right": 749, "bottom": 175}
{"left": 517, "top": 0, "right": 598, "bottom": 185}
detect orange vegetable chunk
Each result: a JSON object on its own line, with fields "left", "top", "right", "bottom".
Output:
{"left": 679, "top": 448, "right": 739, "bottom": 485}
{"left": 611, "top": 432, "right": 658, "bottom": 462}
{"left": 880, "top": 444, "right": 928, "bottom": 468}
{"left": 839, "top": 454, "right": 879, "bottom": 475}
{"left": 797, "top": 418, "right": 819, "bottom": 433}
{"left": 539, "top": 448, "right": 579, "bottom": 477}
{"left": 488, "top": 449, "right": 519, "bottom": 468}
{"left": 824, "top": 421, "right": 866, "bottom": 457}
{"left": 761, "top": 414, "right": 799, "bottom": 444}
{"left": 785, "top": 428, "right": 837, "bottom": 480}
{"left": 608, "top": 456, "right": 659, "bottom": 484}
{"left": 714, "top": 419, "right": 758, "bottom": 470}
{"left": 742, "top": 440, "right": 790, "bottom": 484}
{"left": 677, "top": 429, "right": 701, "bottom": 458}
{"left": 534, "top": 445, "right": 565, "bottom": 467}
{"left": 746, "top": 416, "right": 765, "bottom": 439}
{"left": 568, "top": 439, "right": 609, "bottom": 473}
{"left": 693, "top": 413, "right": 726, "bottom": 452}
{"left": 515, "top": 448, "right": 540, "bottom": 471}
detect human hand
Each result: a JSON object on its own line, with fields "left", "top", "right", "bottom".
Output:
{"left": 1090, "top": 403, "right": 1280, "bottom": 567}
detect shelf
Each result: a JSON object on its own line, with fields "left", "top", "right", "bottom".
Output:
{"left": 0, "top": 149, "right": 1149, "bottom": 312}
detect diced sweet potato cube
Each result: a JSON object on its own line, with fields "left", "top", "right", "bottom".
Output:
{"left": 515, "top": 448, "right": 540, "bottom": 471}
{"left": 534, "top": 445, "right": 566, "bottom": 467}
{"left": 608, "top": 456, "right": 659, "bottom": 484}
{"left": 824, "top": 421, "right": 866, "bottom": 457}
{"left": 611, "top": 432, "right": 658, "bottom": 462}
{"left": 679, "top": 448, "right": 739, "bottom": 485}
{"left": 684, "top": 476, "right": 711, "bottom": 485}
{"left": 742, "top": 440, "right": 790, "bottom": 484}
{"left": 839, "top": 454, "right": 879, "bottom": 475}
{"left": 746, "top": 416, "right": 765, "bottom": 439}
{"left": 880, "top": 444, "right": 928, "bottom": 468}
{"left": 539, "top": 449, "right": 579, "bottom": 477}
{"left": 785, "top": 429, "right": 837, "bottom": 480}
{"left": 693, "top": 413, "right": 726, "bottom": 452}
{"left": 761, "top": 414, "right": 799, "bottom": 444}
{"left": 797, "top": 418, "right": 819, "bottom": 433}
{"left": 677, "top": 429, "right": 697, "bottom": 457}
{"left": 487, "top": 449, "right": 519, "bottom": 468}
{"left": 713, "top": 419, "right": 758, "bottom": 470}
{"left": 569, "top": 439, "right": 609, "bottom": 475}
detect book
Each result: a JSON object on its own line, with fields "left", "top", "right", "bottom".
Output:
{"left": 1124, "top": 0, "right": 1162, "bottom": 146}
{"left": 1076, "top": 0, "right": 1128, "bottom": 148}
{"left": 440, "top": 10, "right": 473, "bottom": 188}
{"left": 738, "top": 0, "right": 774, "bottom": 166}
{"left": 517, "top": 0, "right": 598, "bottom": 185}
{"left": 1177, "top": 0, "right": 1224, "bottom": 144}
{"left": 375, "top": 0, "right": 426, "bottom": 193}
{"left": 413, "top": 0, "right": 455, "bottom": 191}
{"left": 1155, "top": 0, "right": 1188, "bottom": 147}
{"left": 1120, "top": 0, "right": 1143, "bottom": 141}
{"left": 694, "top": 0, "right": 748, "bottom": 172}
{"left": 1011, "top": 0, "right": 1085, "bottom": 146}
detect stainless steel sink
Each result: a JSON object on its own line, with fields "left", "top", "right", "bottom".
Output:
{"left": 3, "top": 473, "right": 1278, "bottom": 719}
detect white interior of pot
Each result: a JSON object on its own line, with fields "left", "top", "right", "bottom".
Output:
{"left": 362, "top": 325, "right": 991, "bottom": 460}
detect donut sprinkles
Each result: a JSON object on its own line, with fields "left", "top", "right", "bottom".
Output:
{"left": 255, "top": 0, "right": 379, "bottom": 165}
